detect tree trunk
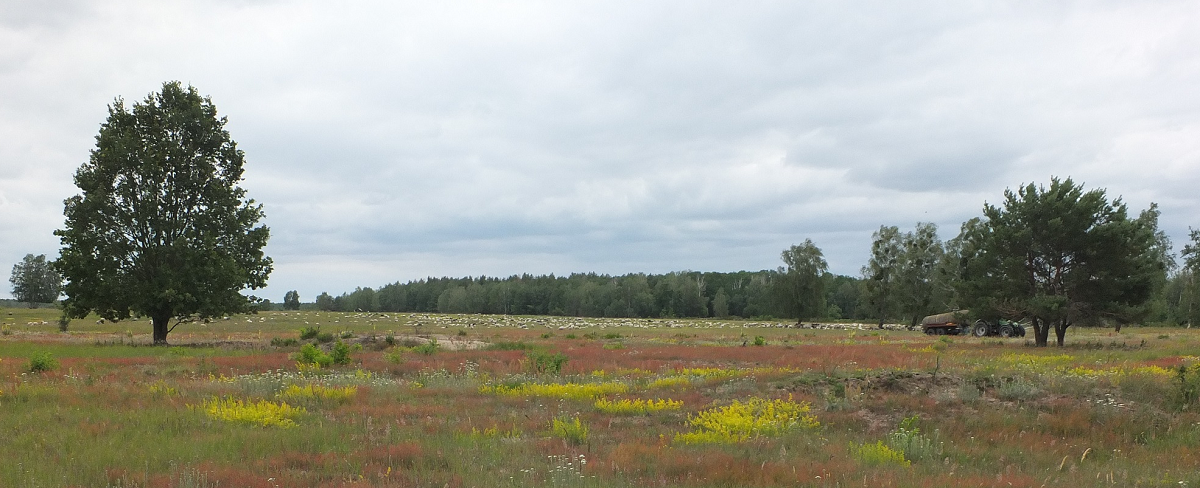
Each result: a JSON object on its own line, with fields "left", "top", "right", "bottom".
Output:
{"left": 152, "top": 315, "right": 170, "bottom": 345}
{"left": 1032, "top": 317, "right": 1049, "bottom": 347}
{"left": 1054, "top": 319, "right": 1069, "bottom": 347}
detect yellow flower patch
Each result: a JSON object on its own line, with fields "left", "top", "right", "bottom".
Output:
{"left": 594, "top": 397, "right": 683, "bottom": 415}
{"left": 197, "top": 397, "right": 306, "bottom": 428}
{"left": 480, "top": 381, "right": 628, "bottom": 400}
{"left": 673, "top": 395, "right": 818, "bottom": 445}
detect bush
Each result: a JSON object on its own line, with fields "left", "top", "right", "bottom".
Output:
{"left": 299, "top": 326, "right": 320, "bottom": 340}
{"left": 526, "top": 350, "right": 568, "bottom": 374}
{"left": 28, "top": 352, "right": 58, "bottom": 373}
{"left": 886, "top": 416, "right": 942, "bottom": 461}
{"left": 296, "top": 343, "right": 332, "bottom": 368}
{"left": 551, "top": 416, "right": 588, "bottom": 445}
{"left": 330, "top": 340, "right": 352, "bottom": 365}
{"left": 271, "top": 337, "right": 299, "bottom": 347}
{"left": 852, "top": 441, "right": 911, "bottom": 467}
{"left": 485, "top": 341, "right": 534, "bottom": 351}
{"left": 413, "top": 339, "right": 439, "bottom": 355}
{"left": 315, "top": 332, "right": 335, "bottom": 344}
{"left": 753, "top": 336, "right": 766, "bottom": 346}
{"left": 384, "top": 348, "right": 405, "bottom": 364}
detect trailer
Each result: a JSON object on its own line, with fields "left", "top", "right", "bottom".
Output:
{"left": 919, "top": 311, "right": 970, "bottom": 335}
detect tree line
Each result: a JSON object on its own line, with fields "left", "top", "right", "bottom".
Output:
{"left": 296, "top": 179, "right": 1200, "bottom": 347}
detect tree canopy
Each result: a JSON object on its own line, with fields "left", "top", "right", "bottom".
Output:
{"left": 778, "top": 240, "right": 828, "bottom": 321}
{"left": 956, "top": 177, "right": 1165, "bottom": 346}
{"left": 9, "top": 254, "right": 62, "bottom": 307}
{"left": 54, "top": 81, "right": 272, "bottom": 344}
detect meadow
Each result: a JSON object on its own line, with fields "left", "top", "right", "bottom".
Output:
{"left": 1, "top": 308, "right": 1198, "bottom": 487}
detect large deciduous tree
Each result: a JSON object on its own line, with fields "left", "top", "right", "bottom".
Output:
{"left": 10, "top": 254, "right": 63, "bottom": 307}
{"left": 861, "top": 226, "right": 902, "bottom": 327}
{"left": 1180, "top": 228, "right": 1200, "bottom": 327}
{"left": 54, "top": 81, "right": 272, "bottom": 344}
{"left": 283, "top": 290, "right": 301, "bottom": 311}
{"left": 778, "top": 239, "right": 828, "bottom": 322}
{"left": 957, "top": 177, "right": 1164, "bottom": 346}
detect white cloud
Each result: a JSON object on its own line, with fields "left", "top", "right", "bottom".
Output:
{"left": 1, "top": 1, "right": 1198, "bottom": 300}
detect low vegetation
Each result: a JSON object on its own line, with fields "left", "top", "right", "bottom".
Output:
{"left": 1, "top": 308, "right": 1199, "bottom": 487}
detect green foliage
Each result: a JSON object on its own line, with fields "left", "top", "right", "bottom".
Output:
{"left": 314, "top": 292, "right": 335, "bottom": 311}
{"left": 298, "top": 326, "right": 320, "bottom": 340}
{"left": 315, "top": 332, "right": 335, "bottom": 343}
{"left": 296, "top": 343, "right": 332, "bottom": 368}
{"left": 282, "top": 290, "right": 300, "bottom": 311}
{"left": 525, "top": 350, "right": 568, "bottom": 374}
{"left": 752, "top": 336, "right": 766, "bottom": 346}
{"left": 54, "top": 81, "right": 272, "bottom": 345}
{"left": 778, "top": 240, "right": 828, "bottom": 321}
{"left": 9, "top": 254, "right": 62, "bottom": 307}
{"left": 851, "top": 441, "right": 911, "bottom": 467}
{"left": 674, "top": 396, "right": 819, "bottom": 444}
{"left": 862, "top": 224, "right": 946, "bottom": 328}
{"left": 886, "top": 416, "right": 942, "bottom": 461}
{"left": 412, "top": 339, "right": 439, "bottom": 355}
{"left": 1172, "top": 364, "right": 1200, "bottom": 410}
{"left": 330, "top": 340, "right": 352, "bottom": 366}
{"left": 383, "top": 348, "right": 405, "bottom": 364}
{"left": 485, "top": 341, "right": 534, "bottom": 351}
{"left": 270, "top": 337, "right": 298, "bottom": 347}
{"left": 957, "top": 178, "right": 1165, "bottom": 346}
{"left": 27, "top": 352, "right": 58, "bottom": 373}
{"left": 550, "top": 416, "right": 588, "bottom": 445}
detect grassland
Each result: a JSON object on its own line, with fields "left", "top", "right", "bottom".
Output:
{"left": 1, "top": 308, "right": 1199, "bottom": 487}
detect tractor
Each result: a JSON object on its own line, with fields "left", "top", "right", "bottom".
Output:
{"left": 920, "top": 311, "right": 1026, "bottom": 338}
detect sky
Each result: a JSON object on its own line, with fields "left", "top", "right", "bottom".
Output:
{"left": 2, "top": 1, "right": 1199, "bottom": 302}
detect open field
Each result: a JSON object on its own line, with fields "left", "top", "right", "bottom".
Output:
{"left": 2, "top": 308, "right": 1199, "bottom": 487}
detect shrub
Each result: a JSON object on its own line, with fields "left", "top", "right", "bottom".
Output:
{"left": 526, "top": 350, "right": 568, "bottom": 374}
{"left": 271, "top": 337, "right": 299, "bottom": 347}
{"left": 852, "top": 441, "right": 911, "bottom": 467}
{"left": 551, "top": 416, "right": 588, "bottom": 445}
{"left": 413, "top": 339, "right": 439, "bottom": 355}
{"left": 996, "top": 377, "right": 1041, "bottom": 401}
{"left": 384, "top": 348, "right": 405, "bottom": 364}
{"left": 753, "top": 336, "right": 766, "bottom": 346}
{"left": 384, "top": 334, "right": 396, "bottom": 346}
{"left": 315, "top": 331, "right": 335, "bottom": 343}
{"left": 330, "top": 340, "right": 352, "bottom": 365}
{"left": 339, "top": 330, "right": 354, "bottom": 339}
{"left": 299, "top": 326, "right": 320, "bottom": 340}
{"left": 27, "top": 352, "right": 58, "bottom": 373}
{"left": 886, "top": 416, "right": 942, "bottom": 461}
{"left": 1172, "top": 363, "right": 1200, "bottom": 410}
{"left": 296, "top": 343, "right": 333, "bottom": 368}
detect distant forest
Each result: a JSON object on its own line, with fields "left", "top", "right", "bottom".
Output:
{"left": 285, "top": 269, "right": 1196, "bottom": 327}
{"left": 298, "top": 270, "right": 863, "bottom": 322}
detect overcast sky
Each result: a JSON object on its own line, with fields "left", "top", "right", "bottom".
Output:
{"left": 2, "top": 1, "right": 1198, "bottom": 302}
